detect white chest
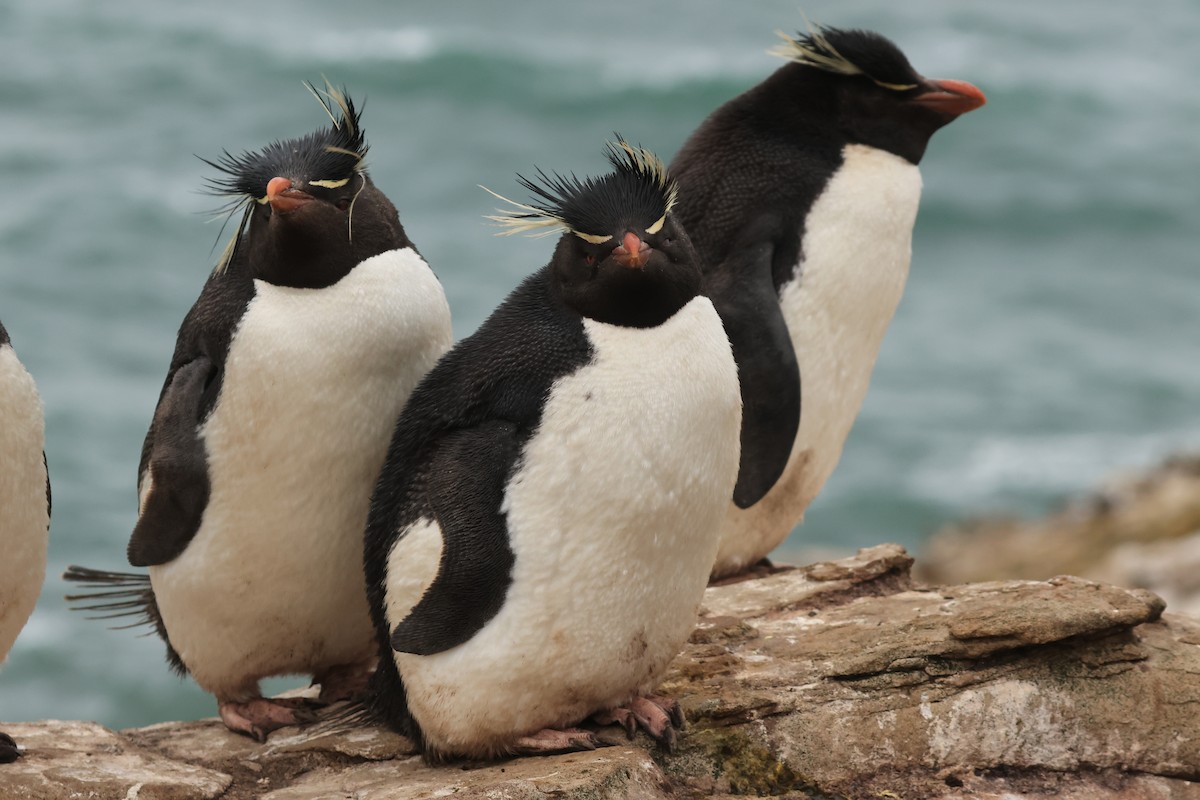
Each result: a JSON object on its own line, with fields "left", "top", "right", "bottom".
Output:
{"left": 151, "top": 248, "right": 453, "bottom": 695}
{"left": 389, "top": 297, "right": 742, "bottom": 755}
{"left": 715, "top": 144, "right": 921, "bottom": 574}
{"left": 0, "top": 345, "right": 48, "bottom": 663}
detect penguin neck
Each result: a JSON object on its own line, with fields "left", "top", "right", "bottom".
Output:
{"left": 549, "top": 249, "right": 702, "bottom": 329}
{"left": 554, "top": 271, "right": 700, "bottom": 329}
{"left": 252, "top": 220, "right": 361, "bottom": 289}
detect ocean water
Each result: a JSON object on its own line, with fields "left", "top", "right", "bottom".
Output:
{"left": 1, "top": 0, "right": 1197, "bottom": 729}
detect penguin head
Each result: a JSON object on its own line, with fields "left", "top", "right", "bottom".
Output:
{"left": 204, "top": 83, "right": 411, "bottom": 288}
{"left": 771, "top": 25, "right": 986, "bottom": 164}
{"left": 486, "top": 139, "right": 702, "bottom": 328}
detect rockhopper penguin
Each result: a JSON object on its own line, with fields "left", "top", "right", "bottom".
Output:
{"left": 0, "top": 319, "right": 49, "bottom": 764}
{"left": 669, "top": 24, "right": 985, "bottom": 579}
{"left": 64, "top": 85, "right": 453, "bottom": 740}
{"left": 362, "top": 141, "right": 741, "bottom": 759}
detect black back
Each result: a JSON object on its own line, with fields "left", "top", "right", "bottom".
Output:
{"left": 669, "top": 26, "right": 959, "bottom": 508}
{"left": 669, "top": 67, "right": 831, "bottom": 507}
{"left": 0, "top": 318, "right": 8, "bottom": 347}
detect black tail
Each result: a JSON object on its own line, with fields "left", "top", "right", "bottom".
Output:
{"left": 308, "top": 695, "right": 382, "bottom": 737}
{"left": 62, "top": 565, "right": 186, "bottom": 676}
{"left": 302, "top": 658, "right": 425, "bottom": 751}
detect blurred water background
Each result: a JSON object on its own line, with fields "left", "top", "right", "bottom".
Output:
{"left": 0, "top": 0, "right": 1196, "bottom": 729}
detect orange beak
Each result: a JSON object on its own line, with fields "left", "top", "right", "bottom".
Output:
{"left": 913, "top": 79, "right": 987, "bottom": 117}
{"left": 612, "top": 231, "right": 650, "bottom": 269}
{"left": 266, "top": 177, "right": 314, "bottom": 213}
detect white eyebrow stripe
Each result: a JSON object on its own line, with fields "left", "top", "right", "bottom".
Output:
{"left": 874, "top": 79, "right": 918, "bottom": 91}
{"left": 645, "top": 215, "right": 666, "bottom": 235}
{"left": 574, "top": 231, "right": 613, "bottom": 244}
{"left": 310, "top": 177, "right": 351, "bottom": 189}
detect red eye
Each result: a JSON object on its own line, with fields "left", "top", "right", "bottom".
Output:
{"left": 585, "top": 254, "right": 595, "bottom": 265}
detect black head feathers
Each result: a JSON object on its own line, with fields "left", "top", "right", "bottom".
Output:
{"left": 484, "top": 138, "right": 679, "bottom": 243}
{"left": 771, "top": 23, "right": 921, "bottom": 91}
{"left": 202, "top": 82, "right": 368, "bottom": 201}
{"left": 202, "top": 82, "right": 369, "bottom": 273}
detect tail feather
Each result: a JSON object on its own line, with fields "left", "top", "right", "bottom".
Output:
{"left": 62, "top": 565, "right": 187, "bottom": 675}
{"left": 307, "top": 695, "right": 383, "bottom": 737}
{"left": 63, "top": 566, "right": 157, "bottom": 625}
{"left": 274, "top": 696, "right": 402, "bottom": 754}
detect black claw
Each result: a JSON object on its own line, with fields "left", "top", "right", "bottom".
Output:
{"left": 277, "top": 697, "right": 325, "bottom": 712}
{"left": 593, "top": 730, "right": 628, "bottom": 748}
{"left": 569, "top": 735, "right": 597, "bottom": 752}
{"left": 293, "top": 708, "right": 320, "bottom": 725}
{"left": 659, "top": 724, "right": 677, "bottom": 754}
{"left": 621, "top": 714, "right": 637, "bottom": 740}
{"left": 667, "top": 702, "right": 685, "bottom": 730}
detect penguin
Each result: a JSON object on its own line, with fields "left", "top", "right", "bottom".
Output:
{"left": 668, "top": 24, "right": 986, "bottom": 579}
{"left": 0, "top": 318, "right": 50, "bottom": 764}
{"left": 64, "top": 84, "right": 453, "bottom": 741}
{"left": 361, "top": 140, "right": 741, "bottom": 760}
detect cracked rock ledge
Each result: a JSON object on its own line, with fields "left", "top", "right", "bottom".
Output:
{"left": 3, "top": 544, "right": 1199, "bottom": 799}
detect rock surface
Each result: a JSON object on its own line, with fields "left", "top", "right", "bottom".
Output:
{"left": 920, "top": 453, "right": 1200, "bottom": 616}
{"left": 3, "top": 544, "right": 1200, "bottom": 798}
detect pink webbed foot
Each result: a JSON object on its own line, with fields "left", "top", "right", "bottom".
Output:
{"left": 218, "top": 697, "right": 320, "bottom": 742}
{"left": 510, "top": 727, "right": 606, "bottom": 757}
{"left": 592, "top": 695, "right": 685, "bottom": 752}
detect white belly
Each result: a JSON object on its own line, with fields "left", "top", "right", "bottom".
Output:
{"left": 151, "top": 248, "right": 452, "bottom": 698}
{"left": 714, "top": 144, "right": 921, "bottom": 576}
{"left": 0, "top": 345, "right": 48, "bottom": 663}
{"left": 387, "top": 297, "right": 741, "bottom": 755}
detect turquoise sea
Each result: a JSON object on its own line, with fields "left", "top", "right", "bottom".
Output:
{"left": 1, "top": 0, "right": 1197, "bottom": 729}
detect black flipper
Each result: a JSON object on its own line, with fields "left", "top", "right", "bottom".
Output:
{"left": 364, "top": 269, "right": 591, "bottom": 641}
{"left": 704, "top": 225, "right": 801, "bottom": 509}
{"left": 127, "top": 356, "right": 217, "bottom": 567}
{"left": 61, "top": 566, "right": 187, "bottom": 675}
{"left": 389, "top": 421, "right": 520, "bottom": 656}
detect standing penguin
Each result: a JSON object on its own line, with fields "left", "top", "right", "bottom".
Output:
{"left": 0, "top": 319, "right": 49, "bottom": 764}
{"left": 362, "top": 141, "right": 741, "bottom": 759}
{"left": 65, "top": 85, "right": 453, "bottom": 740}
{"left": 669, "top": 24, "right": 985, "bottom": 579}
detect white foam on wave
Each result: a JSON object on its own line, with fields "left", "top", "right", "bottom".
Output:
{"left": 306, "top": 28, "right": 438, "bottom": 63}
{"left": 908, "top": 429, "right": 1200, "bottom": 510}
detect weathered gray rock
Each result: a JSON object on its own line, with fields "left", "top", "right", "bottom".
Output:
{"left": 921, "top": 453, "right": 1200, "bottom": 617}
{"left": 4, "top": 545, "right": 1200, "bottom": 799}
{"left": 0, "top": 719, "right": 232, "bottom": 799}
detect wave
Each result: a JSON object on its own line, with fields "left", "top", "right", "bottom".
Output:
{"left": 908, "top": 430, "right": 1200, "bottom": 512}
